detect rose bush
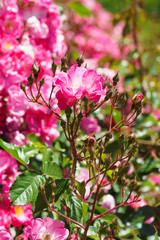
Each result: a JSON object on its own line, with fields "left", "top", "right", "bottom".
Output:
{"left": 0, "top": 0, "right": 160, "bottom": 239}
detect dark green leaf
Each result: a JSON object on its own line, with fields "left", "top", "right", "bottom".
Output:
{"left": 9, "top": 171, "right": 45, "bottom": 207}
{"left": 66, "top": 193, "right": 83, "bottom": 222}
{"left": 55, "top": 179, "right": 69, "bottom": 202}
{"left": 35, "top": 183, "right": 52, "bottom": 213}
{"left": 0, "top": 139, "right": 29, "bottom": 165}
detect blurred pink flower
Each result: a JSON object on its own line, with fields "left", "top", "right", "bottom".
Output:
{"left": 0, "top": 10, "right": 24, "bottom": 38}
{"left": 128, "top": 194, "right": 147, "bottom": 209}
{"left": 7, "top": 86, "right": 27, "bottom": 117}
{"left": 0, "top": 150, "right": 18, "bottom": 186}
{"left": 0, "top": 209, "right": 12, "bottom": 229}
{"left": 24, "top": 217, "right": 69, "bottom": 240}
{"left": 81, "top": 116, "right": 101, "bottom": 135}
{"left": 76, "top": 168, "right": 92, "bottom": 199}
{"left": 149, "top": 174, "right": 160, "bottom": 186}
{"left": 100, "top": 194, "right": 116, "bottom": 213}
{"left": 0, "top": 226, "right": 13, "bottom": 240}
{"left": 153, "top": 110, "right": 160, "bottom": 120}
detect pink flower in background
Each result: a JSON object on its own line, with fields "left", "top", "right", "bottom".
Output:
{"left": 0, "top": 209, "right": 12, "bottom": 229}
{"left": 54, "top": 64, "right": 105, "bottom": 110}
{"left": 76, "top": 168, "right": 92, "bottom": 198}
{"left": 81, "top": 116, "right": 101, "bottom": 134}
{"left": 100, "top": 194, "right": 116, "bottom": 213}
{"left": 149, "top": 174, "right": 160, "bottom": 186}
{"left": 69, "top": 233, "right": 79, "bottom": 239}
{"left": 0, "top": 10, "right": 24, "bottom": 38}
{"left": 0, "top": 226, "right": 13, "bottom": 240}
{"left": 10, "top": 204, "right": 33, "bottom": 227}
{"left": 7, "top": 86, "right": 27, "bottom": 117}
{"left": 0, "top": 0, "right": 66, "bottom": 146}
{"left": 24, "top": 217, "right": 69, "bottom": 240}
{"left": 153, "top": 110, "right": 160, "bottom": 120}
{"left": 0, "top": 150, "right": 18, "bottom": 186}
{"left": 128, "top": 194, "right": 147, "bottom": 209}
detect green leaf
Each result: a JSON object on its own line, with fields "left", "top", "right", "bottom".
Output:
{"left": 55, "top": 179, "right": 69, "bottom": 202}
{"left": 0, "top": 139, "right": 29, "bottom": 165}
{"left": 35, "top": 183, "right": 52, "bottom": 213}
{"left": 66, "top": 193, "right": 83, "bottom": 222}
{"left": 26, "top": 133, "right": 41, "bottom": 142}
{"left": 140, "top": 158, "right": 160, "bottom": 173}
{"left": 113, "top": 109, "right": 121, "bottom": 122}
{"left": 68, "top": 3, "right": 91, "bottom": 17}
{"left": 9, "top": 171, "right": 45, "bottom": 208}
{"left": 87, "top": 226, "right": 99, "bottom": 240}
{"left": 42, "top": 161, "right": 63, "bottom": 179}
{"left": 82, "top": 202, "right": 88, "bottom": 225}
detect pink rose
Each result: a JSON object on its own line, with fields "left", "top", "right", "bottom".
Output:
{"left": 128, "top": 194, "right": 147, "bottom": 209}
{"left": 100, "top": 194, "right": 116, "bottom": 213}
{"left": 24, "top": 217, "right": 69, "bottom": 240}
{"left": 81, "top": 116, "right": 101, "bottom": 135}
{"left": 0, "top": 227, "right": 13, "bottom": 240}
{"left": 54, "top": 64, "right": 105, "bottom": 110}
{"left": 10, "top": 204, "right": 33, "bottom": 227}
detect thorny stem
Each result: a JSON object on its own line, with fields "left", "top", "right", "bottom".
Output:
{"left": 40, "top": 185, "right": 85, "bottom": 230}
{"left": 92, "top": 194, "right": 139, "bottom": 222}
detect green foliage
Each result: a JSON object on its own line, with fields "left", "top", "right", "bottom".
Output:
{"left": 87, "top": 226, "right": 99, "bottom": 240}
{"left": 55, "top": 179, "right": 70, "bottom": 202}
{"left": 66, "top": 193, "right": 83, "bottom": 222}
{"left": 9, "top": 171, "right": 45, "bottom": 208}
{"left": 97, "top": 0, "right": 132, "bottom": 13}
{"left": 42, "top": 161, "right": 63, "bottom": 179}
{"left": 0, "top": 139, "right": 29, "bottom": 165}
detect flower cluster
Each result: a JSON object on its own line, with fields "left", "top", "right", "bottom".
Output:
{"left": 0, "top": 150, "right": 33, "bottom": 238}
{"left": 0, "top": 0, "right": 66, "bottom": 146}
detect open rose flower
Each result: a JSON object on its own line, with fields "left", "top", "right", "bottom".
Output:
{"left": 10, "top": 204, "right": 33, "bottom": 227}
{"left": 54, "top": 64, "right": 105, "bottom": 110}
{"left": 24, "top": 217, "right": 69, "bottom": 240}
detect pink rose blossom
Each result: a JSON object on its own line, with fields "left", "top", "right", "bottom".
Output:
{"left": 24, "top": 217, "right": 69, "bottom": 240}
{"left": 0, "top": 150, "right": 18, "bottom": 186}
{"left": 7, "top": 86, "right": 27, "bottom": 117}
{"left": 128, "top": 194, "right": 147, "bottom": 209}
{"left": 153, "top": 110, "right": 160, "bottom": 120}
{"left": 26, "top": 16, "right": 49, "bottom": 39}
{"left": 0, "top": 10, "right": 24, "bottom": 38}
{"left": 81, "top": 116, "right": 101, "bottom": 134}
{"left": 76, "top": 168, "right": 92, "bottom": 199}
{"left": 149, "top": 174, "right": 160, "bottom": 186}
{"left": 0, "top": 226, "right": 13, "bottom": 240}
{"left": 10, "top": 204, "right": 33, "bottom": 227}
{"left": 54, "top": 64, "right": 105, "bottom": 110}
{"left": 70, "top": 233, "right": 79, "bottom": 239}
{"left": 100, "top": 194, "right": 116, "bottom": 213}
{"left": 0, "top": 209, "right": 12, "bottom": 229}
